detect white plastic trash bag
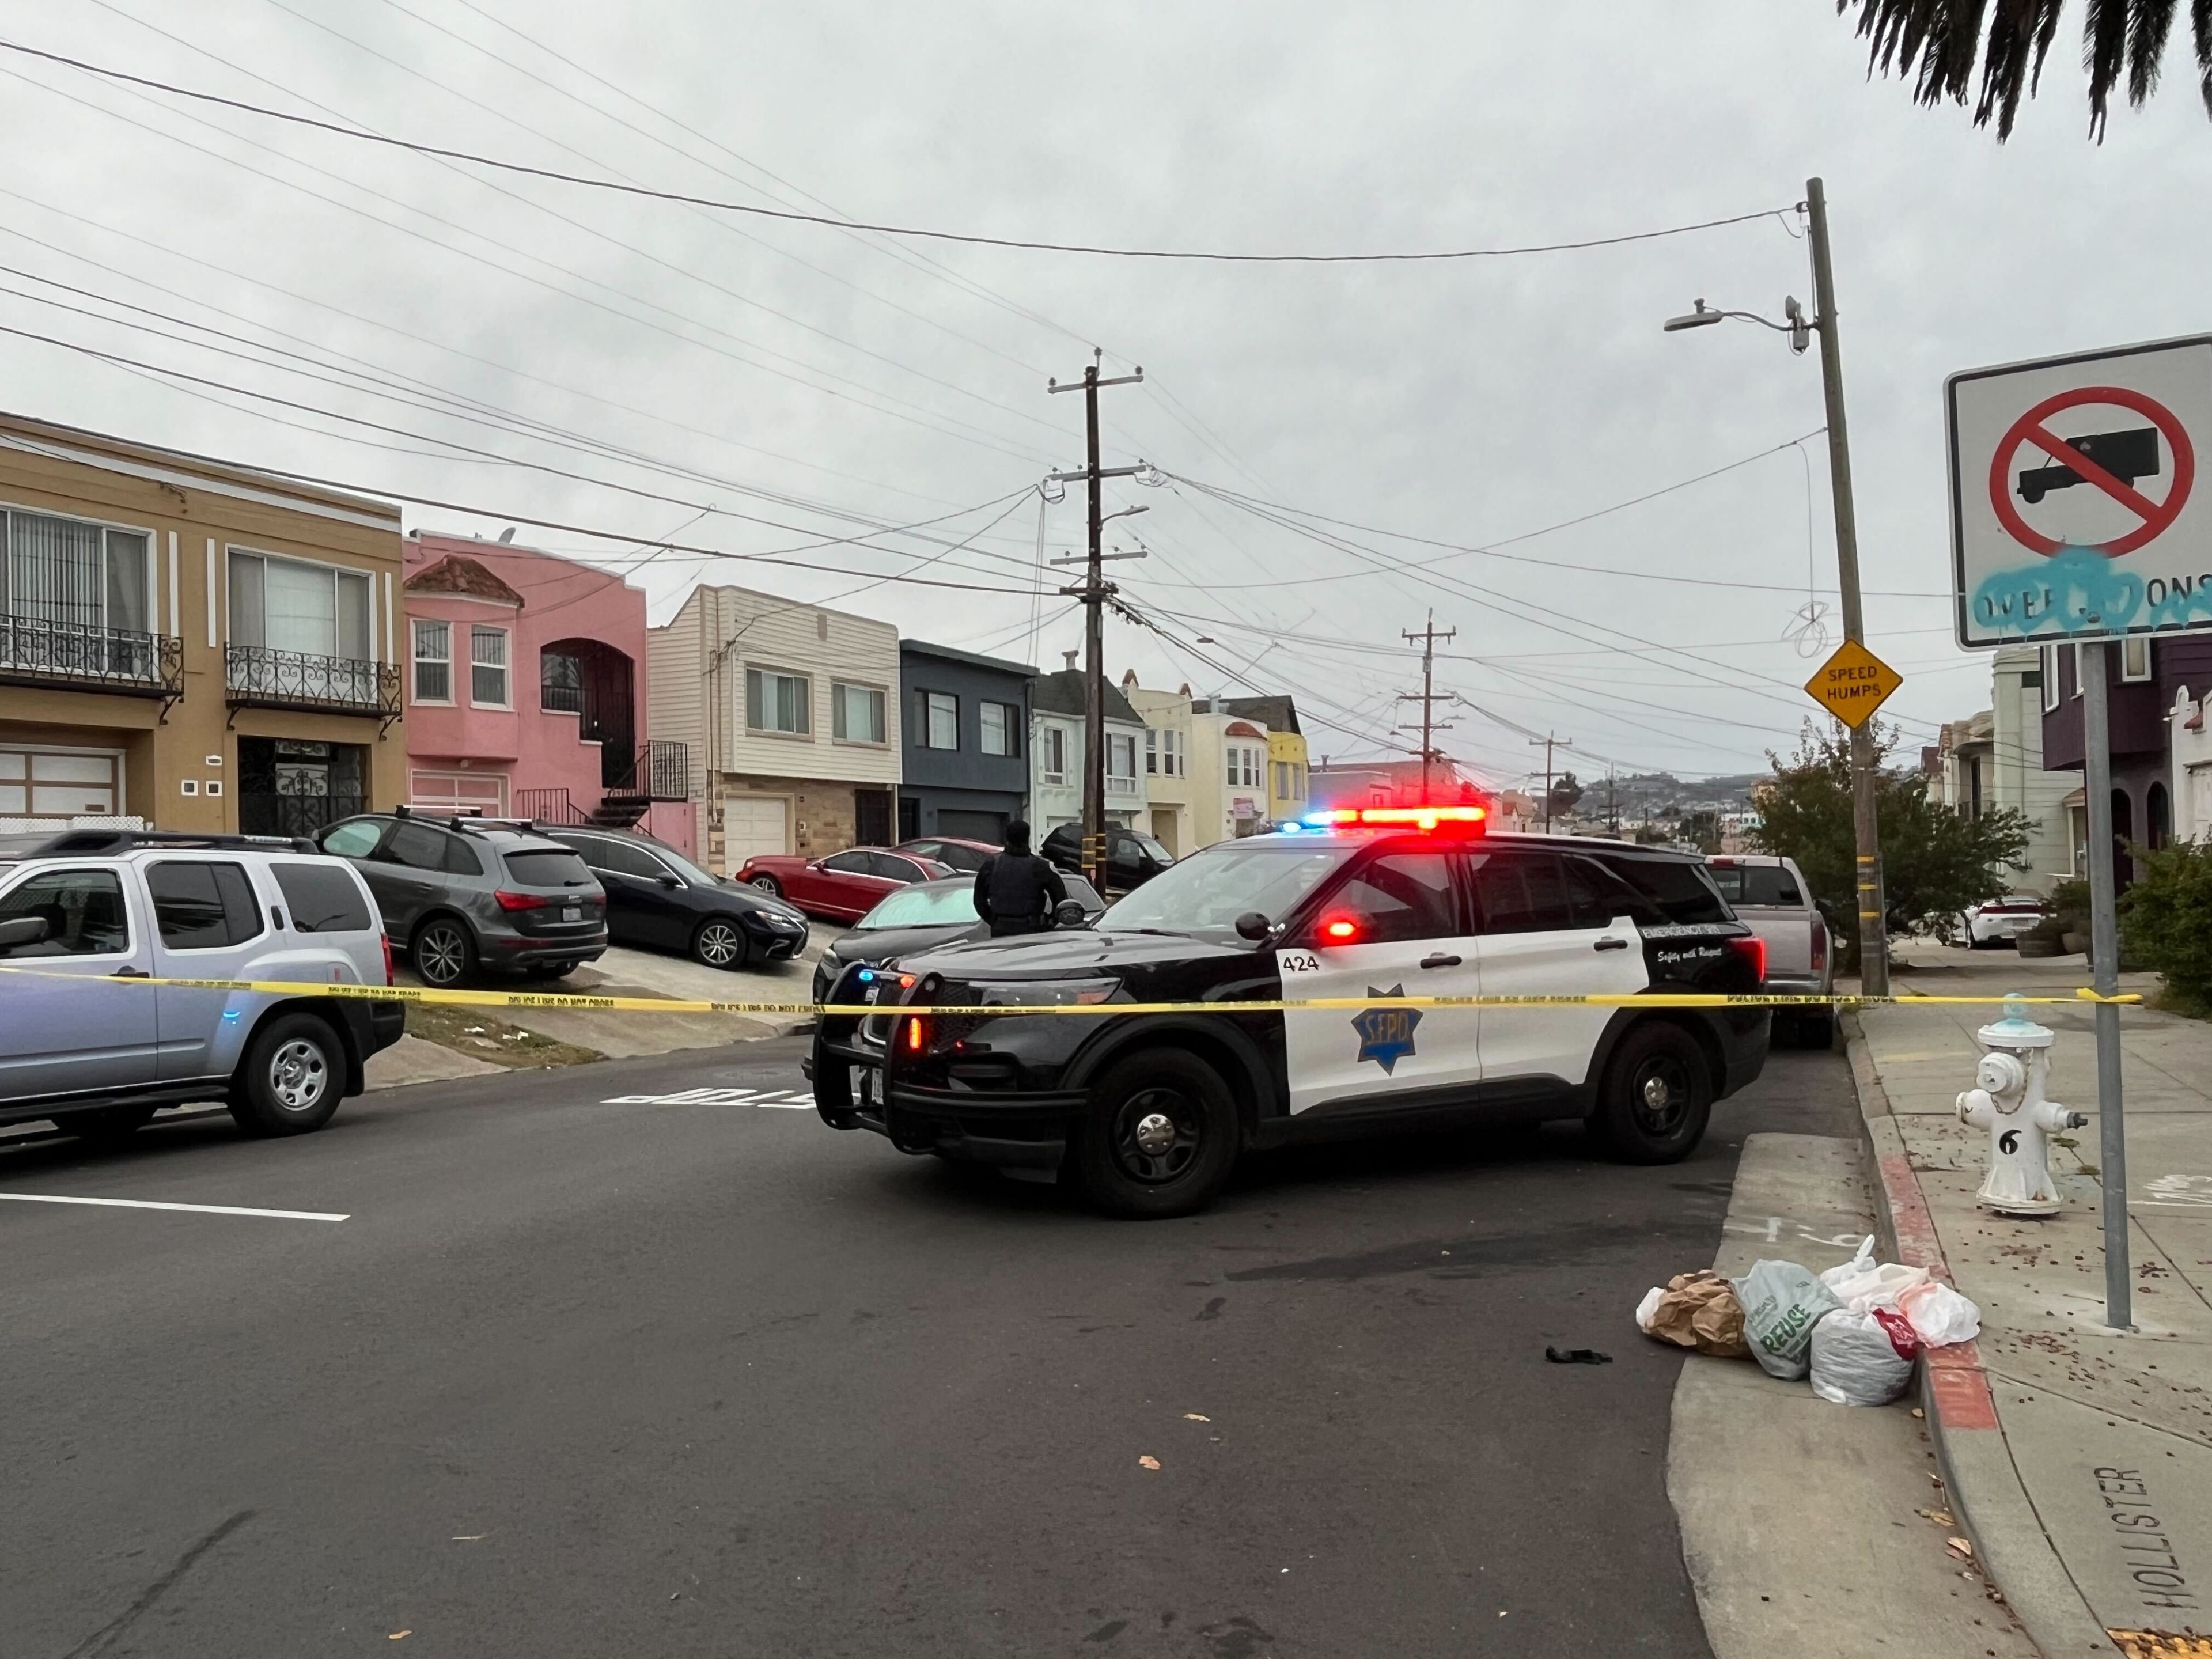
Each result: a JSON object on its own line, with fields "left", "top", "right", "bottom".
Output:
{"left": 1635, "top": 1286, "right": 1666, "bottom": 1332}
{"left": 1730, "top": 1259, "right": 1844, "bottom": 1381}
{"left": 1817, "top": 1234, "right": 1935, "bottom": 1315}
{"left": 1897, "top": 1279, "right": 1982, "bottom": 1347}
{"left": 1809, "top": 1307, "right": 1922, "bottom": 1406}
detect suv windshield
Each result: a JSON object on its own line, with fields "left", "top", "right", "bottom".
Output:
{"left": 1100, "top": 843, "right": 1349, "bottom": 933}
{"left": 860, "top": 884, "right": 978, "bottom": 929}
{"left": 1126, "top": 832, "right": 1173, "bottom": 863}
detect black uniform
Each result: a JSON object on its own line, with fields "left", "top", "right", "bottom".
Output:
{"left": 973, "top": 851, "right": 1068, "bottom": 938}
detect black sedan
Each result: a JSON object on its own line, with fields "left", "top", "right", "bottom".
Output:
{"left": 812, "top": 873, "right": 1105, "bottom": 1004}
{"left": 1040, "top": 823, "right": 1175, "bottom": 893}
{"left": 546, "top": 827, "right": 811, "bottom": 970}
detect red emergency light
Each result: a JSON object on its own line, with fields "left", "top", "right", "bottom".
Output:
{"left": 1302, "top": 804, "right": 1488, "bottom": 833}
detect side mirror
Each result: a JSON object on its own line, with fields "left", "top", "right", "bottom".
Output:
{"left": 657, "top": 874, "right": 681, "bottom": 889}
{"left": 1054, "top": 899, "right": 1088, "bottom": 929}
{"left": 1234, "top": 911, "right": 1273, "bottom": 942}
{"left": 0, "top": 914, "right": 51, "bottom": 953}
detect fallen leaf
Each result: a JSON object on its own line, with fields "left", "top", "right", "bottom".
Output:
{"left": 389, "top": 1634, "right": 411, "bottom": 1643}
{"left": 1946, "top": 1536, "right": 1974, "bottom": 1560}
{"left": 1910, "top": 1408, "right": 1925, "bottom": 1419}
{"left": 1138, "top": 1455, "right": 1161, "bottom": 1471}
{"left": 1183, "top": 1414, "right": 1210, "bottom": 1422}
{"left": 1932, "top": 1510, "right": 1955, "bottom": 1527}
{"left": 452, "top": 1534, "right": 488, "bottom": 1541}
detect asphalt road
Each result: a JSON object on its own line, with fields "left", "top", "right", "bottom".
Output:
{"left": 1, "top": 1033, "right": 1857, "bottom": 1658}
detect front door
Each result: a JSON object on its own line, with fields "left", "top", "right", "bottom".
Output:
{"left": 1467, "top": 849, "right": 1650, "bottom": 1090}
{"left": 0, "top": 863, "right": 159, "bottom": 1101}
{"left": 1278, "top": 850, "right": 1483, "bottom": 1115}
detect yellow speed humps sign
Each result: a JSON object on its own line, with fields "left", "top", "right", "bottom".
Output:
{"left": 1805, "top": 638, "right": 1903, "bottom": 729}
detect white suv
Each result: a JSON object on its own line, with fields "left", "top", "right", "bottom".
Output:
{"left": 0, "top": 830, "right": 404, "bottom": 1142}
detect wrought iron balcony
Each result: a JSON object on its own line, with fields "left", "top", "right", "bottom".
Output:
{"left": 603, "top": 738, "right": 691, "bottom": 802}
{"left": 225, "top": 644, "right": 402, "bottom": 718}
{"left": 0, "top": 613, "right": 183, "bottom": 698}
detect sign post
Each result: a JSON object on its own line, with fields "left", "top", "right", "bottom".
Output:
{"left": 1946, "top": 336, "right": 2212, "bottom": 1331}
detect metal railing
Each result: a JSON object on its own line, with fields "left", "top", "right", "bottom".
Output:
{"left": 539, "top": 679, "right": 584, "bottom": 714}
{"left": 604, "top": 739, "right": 690, "bottom": 801}
{"left": 225, "top": 645, "right": 401, "bottom": 717}
{"left": 0, "top": 613, "right": 181, "bottom": 698}
{"left": 513, "top": 786, "right": 588, "bottom": 825}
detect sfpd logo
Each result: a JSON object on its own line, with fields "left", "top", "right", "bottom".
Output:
{"left": 1351, "top": 986, "right": 1421, "bottom": 1074}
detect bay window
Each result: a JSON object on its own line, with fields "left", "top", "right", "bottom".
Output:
{"left": 412, "top": 619, "right": 451, "bottom": 702}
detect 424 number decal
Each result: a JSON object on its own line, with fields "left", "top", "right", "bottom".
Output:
{"left": 1278, "top": 950, "right": 1323, "bottom": 975}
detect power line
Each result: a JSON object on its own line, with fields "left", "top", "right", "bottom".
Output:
{"left": 0, "top": 36, "right": 1794, "bottom": 264}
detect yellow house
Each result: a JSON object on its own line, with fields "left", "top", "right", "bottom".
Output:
{"left": 0, "top": 412, "right": 406, "bottom": 836}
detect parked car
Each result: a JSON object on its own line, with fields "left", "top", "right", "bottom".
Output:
{"left": 316, "top": 810, "right": 607, "bottom": 988}
{"left": 541, "top": 827, "right": 810, "bottom": 970}
{"left": 0, "top": 830, "right": 403, "bottom": 1141}
{"left": 1956, "top": 895, "right": 2050, "bottom": 949}
{"left": 736, "top": 847, "right": 950, "bottom": 922}
{"left": 812, "top": 872, "right": 1106, "bottom": 1004}
{"left": 1705, "top": 854, "right": 1832, "bottom": 1048}
{"left": 891, "top": 835, "right": 1001, "bottom": 874}
{"left": 1039, "top": 823, "right": 1175, "bottom": 893}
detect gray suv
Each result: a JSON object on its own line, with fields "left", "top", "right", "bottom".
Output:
{"left": 0, "top": 830, "right": 403, "bottom": 1141}
{"left": 316, "top": 811, "right": 607, "bottom": 987}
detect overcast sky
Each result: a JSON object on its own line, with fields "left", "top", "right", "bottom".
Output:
{"left": 4, "top": 1, "right": 2209, "bottom": 789}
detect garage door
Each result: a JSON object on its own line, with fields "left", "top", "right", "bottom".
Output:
{"left": 410, "top": 770, "right": 508, "bottom": 816}
{"left": 719, "top": 792, "right": 789, "bottom": 873}
{"left": 937, "top": 809, "right": 1006, "bottom": 844}
{"left": 0, "top": 748, "right": 122, "bottom": 816}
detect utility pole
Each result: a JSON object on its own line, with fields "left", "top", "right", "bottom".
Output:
{"left": 1805, "top": 176, "right": 1889, "bottom": 998}
{"left": 1047, "top": 354, "right": 1145, "bottom": 892}
{"left": 1529, "top": 733, "right": 1571, "bottom": 833}
{"left": 1607, "top": 767, "right": 1619, "bottom": 836}
{"left": 1397, "top": 611, "right": 1456, "bottom": 797}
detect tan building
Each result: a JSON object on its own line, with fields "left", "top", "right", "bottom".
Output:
{"left": 648, "top": 583, "right": 901, "bottom": 874}
{"left": 0, "top": 413, "right": 405, "bottom": 837}
{"left": 1122, "top": 672, "right": 1193, "bottom": 855}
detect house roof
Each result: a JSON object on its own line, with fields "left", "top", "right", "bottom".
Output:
{"left": 404, "top": 554, "right": 524, "bottom": 605}
{"left": 900, "top": 638, "right": 1037, "bottom": 679}
{"left": 1032, "top": 668, "right": 1142, "bottom": 724}
{"left": 1221, "top": 695, "right": 1301, "bottom": 736}
{"left": 1224, "top": 720, "right": 1265, "bottom": 738}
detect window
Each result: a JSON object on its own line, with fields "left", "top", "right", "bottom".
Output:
{"left": 1146, "top": 729, "right": 1158, "bottom": 774}
{"left": 2121, "top": 635, "right": 2153, "bottom": 682}
{"left": 272, "top": 863, "right": 372, "bottom": 933}
{"left": 470, "top": 626, "right": 510, "bottom": 706}
{"left": 1473, "top": 852, "right": 1575, "bottom": 934}
{"left": 1273, "top": 760, "right": 1305, "bottom": 800}
{"left": 411, "top": 619, "right": 451, "bottom": 703}
{"left": 915, "top": 690, "right": 958, "bottom": 749}
{"left": 319, "top": 819, "right": 385, "bottom": 859}
{"left": 2041, "top": 644, "right": 2060, "bottom": 713}
{"left": 380, "top": 820, "right": 453, "bottom": 872}
{"left": 1563, "top": 856, "right": 1653, "bottom": 926}
{"left": 0, "top": 868, "right": 131, "bottom": 955}
{"left": 1319, "top": 853, "right": 1457, "bottom": 945}
{"left": 1226, "top": 746, "right": 1259, "bottom": 788}
{"left": 834, "top": 682, "right": 888, "bottom": 744}
{"left": 862, "top": 852, "right": 926, "bottom": 881}
{"left": 501, "top": 850, "right": 593, "bottom": 888}
{"left": 746, "top": 667, "right": 811, "bottom": 735}
{"left": 822, "top": 850, "right": 874, "bottom": 876}
{"left": 1706, "top": 863, "right": 1804, "bottom": 906}
{"left": 560, "top": 834, "right": 662, "bottom": 880}
{"left": 1108, "top": 733, "right": 1137, "bottom": 782}
{"left": 2, "top": 509, "right": 151, "bottom": 635}
{"left": 1608, "top": 855, "right": 1730, "bottom": 925}
{"left": 147, "top": 861, "right": 264, "bottom": 950}
{"left": 980, "top": 700, "right": 1018, "bottom": 756}
{"left": 229, "top": 550, "right": 370, "bottom": 660}
{"left": 1146, "top": 729, "right": 1183, "bottom": 777}
{"left": 2072, "top": 642, "right": 2085, "bottom": 698}
{"left": 1041, "top": 724, "right": 1069, "bottom": 783}
{"left": 540, "top": 648, "right": 583, "bottom": 713}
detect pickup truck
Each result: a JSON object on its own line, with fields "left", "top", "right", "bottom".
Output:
{"left": 1706, "top": 854, "right": 1833, "bottom": 1048}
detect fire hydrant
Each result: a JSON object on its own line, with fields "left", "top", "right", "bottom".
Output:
{"left": 1955, "top": 994, "right": 2088, "bottom": 1218}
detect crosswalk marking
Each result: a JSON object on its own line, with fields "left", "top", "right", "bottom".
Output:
{"left": 600, "top": 1087, "right": 815, "bottom": 1108}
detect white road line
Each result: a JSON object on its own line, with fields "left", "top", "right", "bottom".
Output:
{"left": 0, "top": 1193, "right": 348, "bottom": 1222}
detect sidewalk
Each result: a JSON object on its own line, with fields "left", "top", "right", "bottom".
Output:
{"left": 1855, "top": 938, "right": 2212, "bottom": 1656}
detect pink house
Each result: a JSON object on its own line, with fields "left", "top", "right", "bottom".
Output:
{"left": 400, "top": 532, "right": 694, "bottom": 855}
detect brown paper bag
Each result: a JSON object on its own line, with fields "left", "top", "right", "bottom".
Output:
{"left": 1643, "top": 1270, "right": 1752, "bottom": 1359}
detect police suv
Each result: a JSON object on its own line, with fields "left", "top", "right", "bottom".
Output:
{"left": 809, "top": 807, "right": 1770, "bottom": 1218}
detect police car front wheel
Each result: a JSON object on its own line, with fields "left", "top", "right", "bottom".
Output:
{"left": 1592, "top": 1022, "right": 1711, "bottom": 1165}
{"left": 1070, "top": 1051, "right": 1239, "bottom": 1219}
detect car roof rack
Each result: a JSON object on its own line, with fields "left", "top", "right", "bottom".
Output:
{"left": 26, "top": 830, "right": 319, "bottom": 856}
{"left": 392, "top": 804, "right": 545, "bottom": 836}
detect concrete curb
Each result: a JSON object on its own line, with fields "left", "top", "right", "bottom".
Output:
{"left": 1843, "top": 1014, "right": 2117, "bottom": 1659}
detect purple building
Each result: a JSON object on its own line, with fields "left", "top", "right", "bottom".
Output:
{"left": 2037, "top": 634, "right": 2212, "bottom": 888}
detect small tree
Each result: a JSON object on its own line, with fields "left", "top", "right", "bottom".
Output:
{"left": 1749, "top": 721, "right": 2031, "bottom": 970}
{"left": 1547, "top": 771, "right": 1585, "bottom": 819}
{"left": 2119, "top": 842, "right": 2212, "bottom": 1008}
{"left": 1678, "top": 809, "right": 1722, "bottom": 854}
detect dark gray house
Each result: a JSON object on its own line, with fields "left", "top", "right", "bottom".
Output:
{"left": 897, "top": 639, "right": 1034, "bottom": 844}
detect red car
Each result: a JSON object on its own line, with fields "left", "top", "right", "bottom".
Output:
{"left": 891, "top": 835, "right": 1001, "bottom": 874}
{"left": 736, "top": 846, "right": 951, "bottom": 921}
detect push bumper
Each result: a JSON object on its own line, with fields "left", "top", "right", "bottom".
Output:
{"left": 810, "top": 1037, "right": 1078, "bottom": 1171}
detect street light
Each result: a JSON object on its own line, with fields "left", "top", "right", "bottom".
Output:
{"left": 1663, "top": 176, "right": 1889, "bottom": 998}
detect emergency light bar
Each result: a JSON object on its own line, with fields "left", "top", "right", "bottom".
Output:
{"left": 1301, "top": 805, "right": 1488, "bottom": 832}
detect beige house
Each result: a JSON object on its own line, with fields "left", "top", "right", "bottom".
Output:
{"left": 1185, "top": 699, "right": 1275, "bottom": 849}
{"left": 648, "top": 584, "right": 900, "bottom": 873}
{"left": 0, "top": 411, "right": 405, "bottom": 838}
{"left": 1122, "top": 672, "right": 1193, "bottom": 855}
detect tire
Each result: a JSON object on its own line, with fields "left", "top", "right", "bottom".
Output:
{"left": 691, "top": 916, "right": 750, "bottom": 971}
{"left": 1796, "top": 1009, "right": 1836, "bottom": 1051}
{"left": 228, "top": 1012, "right": 343, "bottom": 1137}
{"left": 69, "top": 1103, "right": 157, "bottom": 1145}
{"left": 410, "top": 916, "right": 476, "bottom": 988}
{"left": 1590, "top": 1021, "right": 1713, "bottom": 1165}
{"left": 1068, "top": 1050, "right": 1240, "bottom": 1219}
{"left": 749, "top": 876, "right": 783, "bottom": 899}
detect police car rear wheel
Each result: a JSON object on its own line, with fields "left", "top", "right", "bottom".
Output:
{"left": 1593, "top": 1022, "right": 1711, "bottom": 1164}
{"left": 1071, "top": 1051, "right": 1238, "bottom": 1219}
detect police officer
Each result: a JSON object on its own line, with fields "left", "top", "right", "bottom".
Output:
{"left": 973, "top": 820, "right": 1068, "bottom": 938}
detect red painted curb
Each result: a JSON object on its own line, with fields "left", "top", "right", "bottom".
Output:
{"left": 1876, "top": 1151, "right": 2001, "bottom": 1431}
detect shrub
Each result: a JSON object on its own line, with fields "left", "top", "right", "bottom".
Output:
{"left": 2118, "top": 842, "right": 2212, "bottom": 1003}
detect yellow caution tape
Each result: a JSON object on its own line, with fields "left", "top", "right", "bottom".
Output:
{"left": 0, "top": 964, "right": 2145, "bottom": 1017}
